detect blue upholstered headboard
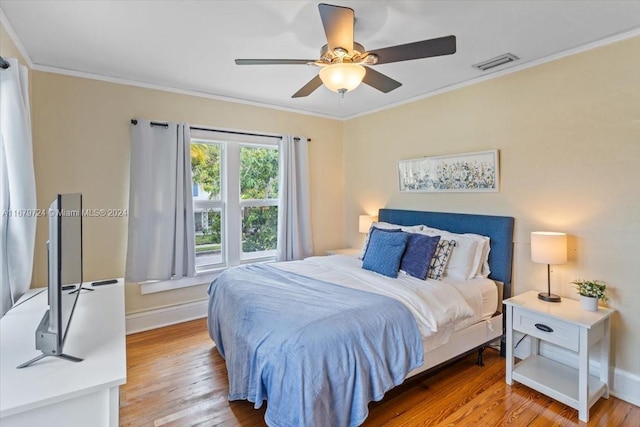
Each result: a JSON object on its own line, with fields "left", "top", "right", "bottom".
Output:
{"left": 378, "top": 209, "right": 515, "bottom": 298}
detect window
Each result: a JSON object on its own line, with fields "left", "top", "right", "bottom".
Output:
{"left": 191, "top": 134, "right": 279, "bottom": 272}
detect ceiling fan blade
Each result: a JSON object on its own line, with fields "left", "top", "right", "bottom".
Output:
{"left": 292, "top": 74, "right": 323, "bottom": 98}
{"left": 235, "top": 59, "right": 315, "bottom": 65}
{"left": 318, "top": 3, "right": 354, "bottom": 53}
{"left": 362, "top": 67, "right": 402, "bottom": 93}
{"left": 367, "top": 35, "right": 456, "bottom": 65}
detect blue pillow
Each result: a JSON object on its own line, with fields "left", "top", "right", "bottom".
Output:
{"left": 362, "top": 228, "right": 409, "bottom": 278}
{"left": 361, "top": 226, "right": 401, "bottom": 259}
{"left": 400, "top": 234, "right": 441, "bottom": 280}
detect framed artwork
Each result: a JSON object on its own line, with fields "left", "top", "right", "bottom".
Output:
{"left": 399, "top": 149, "right": 499, "bottom": 193}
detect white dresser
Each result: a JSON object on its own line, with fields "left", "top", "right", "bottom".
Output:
{"left": 0, "top": 281, "right": 126, "bottom": 427}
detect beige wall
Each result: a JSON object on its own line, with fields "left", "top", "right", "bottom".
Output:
{"left": 28, "top": 72, "right": 344, "bottom": 313}
{"left": 343, "top": 37, "right": 640, "bottom": 375}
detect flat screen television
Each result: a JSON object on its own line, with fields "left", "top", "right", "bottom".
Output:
{"left": 17, "top": 193, "right": 84, "bottom": 368}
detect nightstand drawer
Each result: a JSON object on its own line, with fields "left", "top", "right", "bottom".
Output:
{"left": 513, "top": 307, "right": 579, "bottom": 352}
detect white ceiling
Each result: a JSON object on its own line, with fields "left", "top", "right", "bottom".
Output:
{"left": 2, "top": 1, "right": 640, "bottom": 119}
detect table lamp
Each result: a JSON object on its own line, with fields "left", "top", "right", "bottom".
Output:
{"left": 531, "top": 231, "right": 567, "bottom": 302}
{"left": 359, "top": 215, "right": 377, "bottom": 234}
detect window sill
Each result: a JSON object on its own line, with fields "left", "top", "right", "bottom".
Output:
{"left": 139, "top": 270, "right": 224, "bottom": 295}
{"left": 138, "top": 255, "right": 276, "bottom": 295}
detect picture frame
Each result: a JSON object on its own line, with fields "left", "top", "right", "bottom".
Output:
{"left": 398, "top": 149, "right": 499, "bottom": 193}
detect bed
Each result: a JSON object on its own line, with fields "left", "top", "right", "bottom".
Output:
{"left": 207, "top": 208, "right": 514, "bottom": 427}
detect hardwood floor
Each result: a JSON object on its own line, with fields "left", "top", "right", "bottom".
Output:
{"left": 120, "top": 318, "right": 638, "bottom": 427}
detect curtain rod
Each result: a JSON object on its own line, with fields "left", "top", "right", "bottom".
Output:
{"left": 0, "top": 56, "right": 10, "bottom": 70}
{"left": 130, "top": 119, "right": 309, "bottom": 141}
{"left": 191, "top": 126, "right": 283, "bottom": 140}
{"left": 130, "top": 119, "right": 168, "bottom": 128}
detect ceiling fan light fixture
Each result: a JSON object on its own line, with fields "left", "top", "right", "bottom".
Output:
{"left": 237, "top": 4, "right": 457, "bottom": 98}
{"left": 319, "top": 63, "right": 366, "bottom": 94}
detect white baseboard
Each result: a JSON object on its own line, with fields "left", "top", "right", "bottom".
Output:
{"left": 125, "top": 299, "right": 208, "bottom": 335}
{"left": 513, "top": 333, "right": 640, "bottom": 406}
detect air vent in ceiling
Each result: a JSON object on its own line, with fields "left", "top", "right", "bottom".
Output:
{"left": 472, "top": 53, "right": 519, "bottom": 71}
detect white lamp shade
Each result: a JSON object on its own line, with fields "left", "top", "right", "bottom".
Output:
{"left": 359, "top": 215, "right": 377, "bottom": 233}
{"left": 319, "top": 63, "right": 366, "bottom": 93}
{"left": 531, "top": 232, "right": 567, "bottom": 264}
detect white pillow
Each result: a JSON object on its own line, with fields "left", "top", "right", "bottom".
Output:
{"left": 420, "top": 227, "right": 486, "bottom": 280}
{"left": 359, "top": 221, "right": 424, "bottom": 259}
{"left": 473, "top": 235, "right": 491, "bottom": 278}
{"left": 448, "top": 231, "right": 490, "bottom": 278}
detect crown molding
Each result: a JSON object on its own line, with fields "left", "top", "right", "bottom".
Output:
{"left": 343, "top": 27, "right": 640, "bottom": 120}
{"left": 30, "top": 63, "right": 342, "bottom": 121}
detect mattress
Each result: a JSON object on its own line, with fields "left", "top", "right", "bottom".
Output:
{"left": 273, "top": 255, "right": 499, "bottom": 343}
{"left": 478, "top": 279, "right": 499, "bottom": 318}
{"left": 442, "top": 276, "right": 498, "bottom": 325}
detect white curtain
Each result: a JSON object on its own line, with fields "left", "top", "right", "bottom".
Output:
{"left": 276, "top": 135, "right": 313, "bottom": 261}
{"left": 0, "top": 58, "right": 36, "bottom": 317}
{"left": 126, "top": 119, "right": 195, "bottom": 282}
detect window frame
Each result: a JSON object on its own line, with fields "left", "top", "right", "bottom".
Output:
{"left": 192, "top": 137, "right": 279, "bottom": 273}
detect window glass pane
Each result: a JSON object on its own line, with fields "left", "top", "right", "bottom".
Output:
{"left": 191, "top": 142, "right": 222, "bottom": 200}
{"left": 190, "top": 138, "right": 278, "bottom": 270}
{"left": 195, "top": 208, "right": 223, "bottom": 267}
{"left": 240, "top": 146, "right": 279, "bottom": 200}
{"left": 242, "top": 206, "right": 277, "bottom": 258}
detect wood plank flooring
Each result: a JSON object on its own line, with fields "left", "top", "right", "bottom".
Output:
{"left": 120, "top": 318, "right": 638, "bottom": 426}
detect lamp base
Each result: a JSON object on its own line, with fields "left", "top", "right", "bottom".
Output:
{"left": 538, "top": 292, "right": 561, "bottom": 303}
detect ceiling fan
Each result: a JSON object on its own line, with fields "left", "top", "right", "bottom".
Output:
{"left": 235, "top": 3, "right": 456, "bottom": 98}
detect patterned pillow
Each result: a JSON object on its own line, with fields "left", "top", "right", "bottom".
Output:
{"left": 427, "top": 239, "right": 457, "bottom": 280}
{"left": 400, "top": 234, "right": 441, "bottom": 280}
{"left": 420, "top": 228, "right": 482, "bottom": 280}
{"left": 362, "top": 228, "right": 409, "bottom": 278}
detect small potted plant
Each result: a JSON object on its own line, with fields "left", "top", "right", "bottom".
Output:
{"left": 572, "top": 279, "right": 608, "bottom": 311}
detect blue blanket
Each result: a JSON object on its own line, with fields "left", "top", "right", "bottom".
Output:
{"left": 207, "top": 264, "right": 423, "bottom": 427}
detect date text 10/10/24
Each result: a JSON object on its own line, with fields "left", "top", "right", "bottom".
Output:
{"left": 1, "top": 208, "right": 128, "bottom": 218}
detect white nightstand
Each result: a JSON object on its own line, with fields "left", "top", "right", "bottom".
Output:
{"left": 504, "top": 290, "right": 615, "bottom": 422}
{"left": 326, "top": 248, "right": 361, "bottom": 257}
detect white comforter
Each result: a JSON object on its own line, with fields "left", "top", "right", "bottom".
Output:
{"left": 274, "top": 255, "right": 490, "bottom": 339}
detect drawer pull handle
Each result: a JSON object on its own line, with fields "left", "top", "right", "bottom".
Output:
{"left": 535, "top": 323, "right": 553, "bottom": 333}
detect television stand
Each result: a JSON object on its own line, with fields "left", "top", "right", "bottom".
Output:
{"left": 1, "top": 280, "right": 126, "bottom": 427}
{"left": 16, "top": 311, "right": 84, "bottom": 369}
{"left": 16, "top": 352, "right": 83, "bottom": 369}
